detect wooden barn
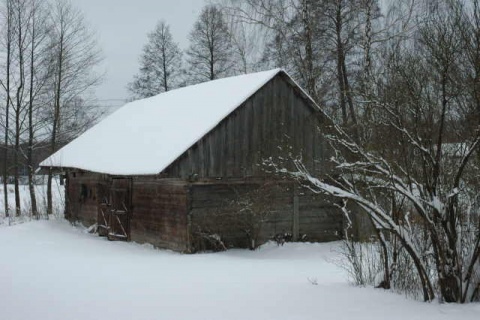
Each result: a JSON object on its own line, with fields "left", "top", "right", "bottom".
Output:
{"left": 40, "top": 69, "right": 343, "bottom": 252}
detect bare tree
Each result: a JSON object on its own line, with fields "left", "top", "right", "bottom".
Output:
{"left": 218, "top": 1, "right": 266, "bottom": 74}
{"left": 26, "top": 0, "right": 52, "bottom": 217}
{"left": 0, "top": 0, "right": 13, "bottom": 218}
{"left": 11, "top": 0, "right": 32, "bottom": 216}
{"left": 0, "top": 0, "right": 100, "bottom": 219}
{"left": 0, "top": 0, "right": 38, "bottom": 216}
{"left": 221, "top": 0, "right": 325, "bottom": 101}
{"left": 273, "top": 0, "right": 480, "bottom": 303}
{"left": 45, "top": 0, "right": 102, "bottom": 215}
{"left": 220, "top": 0, "right": 381, "bottom": 130}
{"left": 128, "top": 21, "right": 182, "bottom": 99}
{"left": 186, "top": 5, "right": 235, "bottom": 83}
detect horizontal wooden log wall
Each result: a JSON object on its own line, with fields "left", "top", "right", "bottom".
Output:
{"left": 188, "top": 181, "right": 342, "bottom": 251}
{"left": 65, "top": 171, "right": 105, "bottom": 227}
{"left": 66, "top": 172, "right": 342, "bottom": 252}
{"left": 66, "top": 173, "right": 190, "bottom": 252}
{"left": 297, "top": 191, "right": 344, "bottom": 241}
{"left": 130, "top": 179, "right": 189, "bottom": 252}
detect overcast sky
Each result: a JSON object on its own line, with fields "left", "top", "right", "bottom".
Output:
{"left": 71, "top": 0, "right": 206, "bottom": 109}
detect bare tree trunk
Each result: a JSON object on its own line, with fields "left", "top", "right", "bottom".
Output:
{"left": 45, "top": 0, "right": 103, "bottom": 215}
{"left": 301, "top": 0, "right": 316, "bottom": 100}
{"left": 342, "top": 59, "right": 357, "bottom": 130}
{"left": 335, "top": 4, "right": 348, "bottom": 126}
{"left": 28, "top": 0, "right": 38, "bottom": 218}
{"left": 161, "top": 44, "right": 168, "bottom": 92}
{"left": 14, "top": 1, "right": 26, "bottom": 217}
{"left": 209, "top": 47, "right": 215, "bottom": 80}
{"left": 398, "top": 234, "right": 435, "bottom": 301}
{"left": 332, "top": 1, "right": 359, "bottom": 140}
{"left": 47, "top": 31, "right": 64, "bottom": 216}
{"left": 372, "top": 225, "right": 391, "bottom": 289}
{"left": 3, "top": 0, "right": 12, "bottom": 218}
{"left": 14, "top": 105, "right": 20, "bottom": 216}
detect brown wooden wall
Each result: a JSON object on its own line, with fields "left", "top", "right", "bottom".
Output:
{"left": 188, "top": 181, "right": 342, "bottom": 251}
{"left": 65, "top": 171, "right": 105, "bottom": 227}
{"left": 163, "top": 73, "right": 332, "bottom": 179}
{"left": 66, "top": 172, "right": 190, "bottom": 252}
{"left": 130, "top": 179, "right": 189, "bottom": 252}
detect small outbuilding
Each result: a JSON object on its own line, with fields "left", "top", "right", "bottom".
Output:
{"left": 40, "top": 69, "right": 343, "bottom": 252}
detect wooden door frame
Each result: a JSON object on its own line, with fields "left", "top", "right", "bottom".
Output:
{"left": 97, "top": 177, "right": 133, "bottom": 241}
{"left": 108, "top": 177, "right": 133, "bottom": 241}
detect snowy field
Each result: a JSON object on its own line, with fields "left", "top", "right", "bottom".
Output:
{"left": 1, "top": 220, "right": 479, "bottom": 320}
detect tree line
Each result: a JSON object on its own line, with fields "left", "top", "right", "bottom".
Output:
{"left": 131, "top": 0, "right": 480, "bottom": 303}
{"left": 0, "top": 0, "right": 102, "bottom": 218}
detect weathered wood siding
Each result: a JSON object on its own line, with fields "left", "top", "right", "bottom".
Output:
{"left": 297, "top": 191, "right": 343, "bottom": 241}
{"left": 66, "top": 172, "right": 190, "bottom": 252}
{"left": 163, "top": 73, "right": 332, "bottom": 179}
{"left": 188, "top": 181, "right": 342, "bottom": 251}
{"left": 65, "top": 171, "right": 105, "bottom": 227}
{"left": 130, "top": 179, "right": 189, "bottom": 252}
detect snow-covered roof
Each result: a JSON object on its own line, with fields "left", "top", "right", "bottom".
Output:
{"left": 40, "top": 69, "right": 283, "bottom": 175}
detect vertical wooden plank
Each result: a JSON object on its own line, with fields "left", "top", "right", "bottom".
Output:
{"left": 233, "top": 106, "right": 243, "bottom": 177}
{"left": 274, "top": 78, "right": 282, "bottom": 159}
{"left": 289, "top": 82, "right": 297, "bottom": 158}
{"left": 270, "top": 78, "right": 278, "bottom": 160}
{"left": 226, "top": 115, "right": 235, "bottom": 177}
{"left": 252, "top": 91, "right": 263, "bottom": 174}
{"left": 232, "top": 115, "right": 237, "bottom": 174}
{"left": 280, "top": 79, "right": 291, "bottom": 162}
{"left": 176, "top": 156, "right": 185, "bottom": 179}
{"left": 262, "top": 81, "right": 271, "bottom": 163}
{"left": 298, "top": 94, "right": 305, "bottom": 160}
{"left": 219, "top": 122, "right": 226, "bottom": 177}
{"left": 187, "top": 148, "right": 194, "bottom": 178}
{"left": 208, "top": 131, "right": 216, "bottom": 177}
{"left": 240, "top": 101, "right": 249, "bottom": 176}
{"left": 196, "top": 138, "right": 206, "bottom": 177}
{"left": 278, "top": 77, "right": 289, "bottom": 158}
{"left": 304, "top": 103, "right": 314, "bottom": 173}
{"left": 215, "top": 131, "right": 221, "bottom": 178}
{"left": 203, "top": 135, "right": 210, "bottom": 178}
{"left": 312, "top": 114, "right": 318, "bottom": 175}
{"left": 314, "top": 113, "right": 324, "bottom": 176}
{"left": 192, "top": 143, "right": 199, "bottom": 177}
{"left": 259, "top": 89, "right": 265, "bottom": 174}
{"left": 246, "top": 99, "right": 254, "bottom": 176}
{"left": 185, "top": 184, "right": 193, "bottom": 253}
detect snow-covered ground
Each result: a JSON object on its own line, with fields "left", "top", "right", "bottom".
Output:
{"left": 0, "top": 220, "right": 479, "bottom": 320}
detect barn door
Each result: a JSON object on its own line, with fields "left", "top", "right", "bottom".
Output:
{"left": 96, "top": 178, "right": 132, "bottom": 241}
{"left": 97, "top": 183, "right": 111, "bottom": 237}
{"left": 107, "top": 178, "right": 132, "bottom": 241}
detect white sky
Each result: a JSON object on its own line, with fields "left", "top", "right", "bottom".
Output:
{"left": 71, "top": 0, "right": 206, "bottom": 109}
